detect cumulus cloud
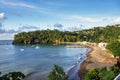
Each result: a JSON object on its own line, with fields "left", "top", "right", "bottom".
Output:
{"left": 0, "top": 13, "right": 40, "bottom": 34}
{"left": 0, "top": 34, "right": 14, "bottom": 40}
{"left": 0, "top": 12, "right": 17, "bottom": 33}
{"left": 0, "top": 29, "right": 5, "bottom": 33}
{"left": 54, "top": 23, "right": 63, "bottom": 28}
{"left": 0, "top": 12, "right": 8, "bottom": 34}
{"left": 0, "top": 12, "right": 6, "bottom": 28}
{"left": 0, "top": 13, "right": 7, "bottom": 23}
{"left": 0, "top": 25, "right": 40, "bottom": 34}
{"left": 69, "top": 26, "right": 80, "bottom": 31}
{"left": 67, "top": 25, "right": 85, "bottom": 31}
{"left": 0, "top": 13, "right": 4, "bottom": 19}
{"left": 7, "top": 29, "right": 17, "bottom": 33}
{"left": 0, "top": 29, "right": 17, "bottom": 34}
{"left": 18, "top": 25, "right": 39, "bottom": 31}
{"left": 110, "top": 17, "right": 120, "bottom": 25}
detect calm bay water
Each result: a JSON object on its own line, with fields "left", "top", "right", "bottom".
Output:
{"left": 0, "top": 40, "right": 90, "bottom": 80}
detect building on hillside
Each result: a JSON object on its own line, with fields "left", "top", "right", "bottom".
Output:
{"left": 81, "top": 41, "right": 88, "bottom": 45}
{"left": 55, "top": 40, "right": 61, "bottom": 44}
{"left": 98, "top": 42, "right": 107, "bottom": 50}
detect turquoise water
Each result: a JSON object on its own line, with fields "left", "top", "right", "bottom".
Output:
{"left": 0, "top": 40, "right": 90, "bottom": 79}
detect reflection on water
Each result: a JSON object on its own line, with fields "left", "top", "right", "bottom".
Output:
{"left": 0, "top": 40, "right": 90, "bottom": 79}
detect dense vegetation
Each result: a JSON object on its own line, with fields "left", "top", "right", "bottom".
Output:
{"left": 107, "top": 41, "right": 120, "bottom": 67}
{"left": 13, "top": 24, "right": 120, "bottom": 44}
{"left": 84, "top": 66, "right": 120, "bottom": 80}
{"left": 48, "top": 64, "right": 68, "bottom": 80}
{"left": 106, "top": 42, "right": 120, "bottom": 56}
{"left": 13, "top": 29, "right": 79, "bottom": 44}
{"left": 0, "top": 72, "right": 25, "bottom": 80}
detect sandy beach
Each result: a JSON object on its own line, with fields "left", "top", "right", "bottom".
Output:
{"left": 78, "top": 45, "right": 117, "bottom": 80}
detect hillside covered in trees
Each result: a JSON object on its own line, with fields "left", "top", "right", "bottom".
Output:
{"left": 13, "top": 24, "right": 120, "bottom": 45}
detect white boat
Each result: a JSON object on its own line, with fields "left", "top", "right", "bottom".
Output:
{"left": 20, "top": 48, "right": 24, "bottom": 51}
{"left": 35, "top": 46, "right": 40, "bottom": 49}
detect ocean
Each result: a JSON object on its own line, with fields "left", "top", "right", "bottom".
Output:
{"left": 0, "top": 40, "right": 90, "bottom": 80}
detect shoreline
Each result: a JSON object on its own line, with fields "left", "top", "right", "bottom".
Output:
{"left": 22, "top": 44, "right": 90, "bottom": 80}
{"left": 78, "top": 46, "right": 93, "bottom": 80}
{"left": 78, "top": 45, "right": 117, "bottom": 80}
{"left": 66, "top": 47, "right": 91, "bottom": 80}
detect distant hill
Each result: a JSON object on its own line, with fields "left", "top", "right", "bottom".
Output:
{"left": 13, "top": 24, "right": 120, "bottom": 45}
{"left": 75, "top": 24, "right": 120, "bottom": 43}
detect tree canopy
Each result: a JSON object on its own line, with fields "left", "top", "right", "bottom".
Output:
{"left": 106, "top": 42, "right": 120, "bottom": 56}
{"left": 13, "top": 24, "right": 120, "bottom": 44}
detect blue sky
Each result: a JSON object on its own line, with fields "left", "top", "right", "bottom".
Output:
{"left": 0, "top": 0, "right": 120, "bottom": 40}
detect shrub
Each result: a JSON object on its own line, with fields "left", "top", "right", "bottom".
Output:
{"left": 48, "top": 64, "right": 68, "bottom": 80}
{"left": 84, "top": 66, "right": 120, "bottom": 80}
{"left": 106, "top": 42, "right": 120, "bottom": 56}
{"left": 0, "top": 72, "right": 25, "bottom": 80}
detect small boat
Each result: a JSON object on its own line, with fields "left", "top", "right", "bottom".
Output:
{"left": 20, "top": 49, "right": 24, "bottom": 51}
{"left": 35, "top": 46, "right": 40, "bottom": 49}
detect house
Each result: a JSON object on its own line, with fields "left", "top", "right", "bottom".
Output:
{"left": 98, "top": 42, "right": 107, "bottom": 50}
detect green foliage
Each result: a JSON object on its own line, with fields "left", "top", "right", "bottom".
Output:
{"left": 84, "top": 68, "right": 100, "bottom": 80}
{"left": 106, "top": 42, "right": 120, "bottom": 56}
{"left": 0, "top": 72, "right": 25, "bottom": 80}
{"left": 111, "top": 66, "right": 120, "bottom": 75}
{"left": 77, "top": 25, "right": 120, "bottom": 43}
{"left": 13, "top": 29, "right": 79, "bottom": 44}
{"left": 48, "top": 64, "right": 68, "bottom": 80}
{"left": 13, "top": 24, "right": 120, "bottom": 44}
{"left": 84, "top": 66, "right": 120, "bottom": 80}
{"left": 98, "top": 67, "right": 115, "bottom": 80}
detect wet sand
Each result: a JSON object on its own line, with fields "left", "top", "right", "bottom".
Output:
{"left": 78, "top": 47, "right": 93, "bottom": 80}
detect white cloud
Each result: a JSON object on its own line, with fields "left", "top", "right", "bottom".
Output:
{"left": 18, "top": 25, "right": 40, "bottom": 32}
{"left": 0, "top": 33, "right": 14, "bottom": 40}
{"left": 54, "top": 23, "right": 63, "bottom": 28}
{"left": 67, "top": 15, "right": 106, "bottom": 23}
{"left": 0, "top": 29, "right": 17, "bottom": 34}
{"left": 68, "top": 26, "right": 82, "bottom": 31}
{"left": 0, "top": 13, "right": 5, "bottom": 28}
{"left": 110, "top": 17, "right": 120, "bottom": 25}
{"left": 0, "top": 0, "right": 36, "bottom": 8}
{"left": 0, "top": 13, "right": 4, "bottom": 20}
